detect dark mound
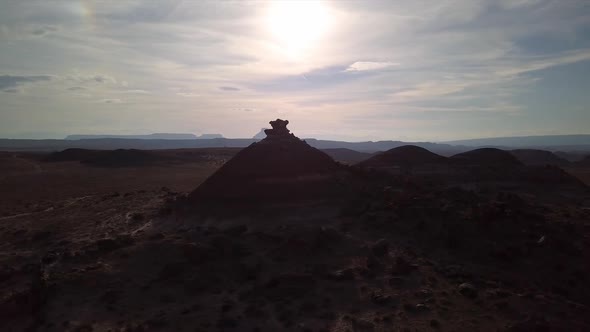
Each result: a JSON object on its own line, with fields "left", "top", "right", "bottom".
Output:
{"left": 82, "top": 149, "right": 159, "bottom": 167}
{"left": 555, "top": 151, "right": 587, "bottom": 162}
{"left": 44, "top": 148, "right": 102, "bottom": 162}
{"left": 450, "top": 148, "right": 522, "bottom": 166}
{"left": 321, "top": 148, "right": 373, "bottom": 164}
{"left": 358, "top": 145, "right": 447, "bottom": 168}
{"left": 510, "top": 149, "right": 570, "bottom": 166}
{"left": 521, "top": 165, "right": 588, "bottom": 188}
{"left": 46, "top": 148, "right": 160, "bottom": 167}
{"left": 576, "top": 155, "right": 590, "bottom": 166}
{"left": 188, "top": 119, "right": 343, "bottom": 209}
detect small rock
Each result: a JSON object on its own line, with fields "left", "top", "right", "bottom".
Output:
{"left": 389, "top": 277, "right": 406, "bottom": 287}
{"left": 366, "top": 255, "right": 383, "bottom": 271}
{"left": 458, "top": 283, "right": 478, "bottom": 298}
{"left": 416, "top": 289, "right": 433, "bottom": 298}
{"left": 371, "top": 239, "right": 389, "bottom": 256}
{"left": 392, "top": 256, "right": 416, "bottom": 275}
{"left": 327, "top": 268, "right": 355, "bottom": 281}
{"left": 41, "top": 252, "right": 59, "bottom": 265}
{"left": 371, "top": 291, "right": 391, "bottom": 305}
{"left": 31, "top": 230, "right": 53, "bottom": 242}
{"left": 415, "top": 303, "right": 430, "bottom": 312}
{"left": 182, "top": 243, "right": 214, "bottom": 262}
{"left": 148, "top": 232, "right": 165, "bottom": 241}
{"left": 221, "top": 300, "right": 235, "bottom": 313}
{"left": 126, "top": 212, "right": 144, "bottom": 221}
{"left": 95, "top": 235, "right": 134, "bottom": 252}
{"left": 506, "top": 316, "right": 554, "bottom": 331}
{"left": 225, "top": 224, "right": 248, "bottom": 236}
{"left": 430, "top": 319, "right": 440, "bottom": 328}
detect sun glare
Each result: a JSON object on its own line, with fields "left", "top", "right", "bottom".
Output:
{"left": 266, "top": 1, "right": 332, "bottom": 58}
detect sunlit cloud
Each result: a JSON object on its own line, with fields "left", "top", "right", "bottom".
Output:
{"left": 98, "top": 98, "right": 123, "bottom": 104}
{"left": 0, "top": 75, "right": 52, "bottom": 91}
{"left": 121, "top": 89, "right": 149, "bottom": 94}
{"left": 176, "top": 92, "right": 200, "bottom": 97}
{"left": 345, "top": 61, "right": 400, "bottom": 72}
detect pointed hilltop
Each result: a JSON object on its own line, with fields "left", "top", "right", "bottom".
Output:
{"left": 358, "top": 145, "right": 447, "bottom": 168}
{"left": 450, "top": 148, "right": 522, "bottom": 166}
{"left": 187, "top": 119, "right": 343, "bottom": 210}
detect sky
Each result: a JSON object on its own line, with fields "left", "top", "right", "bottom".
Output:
{"left": 1, "top": 0, "right": 589, "bottom": 141}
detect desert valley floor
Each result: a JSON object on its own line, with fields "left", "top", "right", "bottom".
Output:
{"left": 1, "top": 144, "right": 589, "bottom": 331}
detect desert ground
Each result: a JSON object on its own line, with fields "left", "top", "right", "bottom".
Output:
{"left": 1, "top": 145, "right": 589, "bottom": 331}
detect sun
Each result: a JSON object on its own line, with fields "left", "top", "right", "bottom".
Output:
{"left": 266, "top": 1, "right": 332, "bottom": 58}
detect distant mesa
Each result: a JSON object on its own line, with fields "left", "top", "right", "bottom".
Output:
{"left": 253, "top": 128, "right": 269, "bottom": 140}
{"left": 196, "top": 134, "right": 224, "bottom": 139}
{"left": 188, "top": 119, "right": 342, "bottom": 210}
{"left": 450, "top": 148, "right": 522, "bottom": 166}
{"left": 358, "top": 145, "right": 447, "bottom": 168}
{"left": 65, "top": 133, "right": 223, "bottom": 140}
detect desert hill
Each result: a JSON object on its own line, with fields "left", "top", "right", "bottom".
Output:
{"left": 358, "top": 145, "right": 447, "bottom": 168}
{"left": 321, "top": 148, "right": 373, "bottom": 164}
{"left": 510, "top": 149, "right": 570, "bottom": 166}
{"left": 188, "top": 119, "right": 345, "bottom": 210}
{"left": 577, "top": 155, "right": 590, "bottom": 166}
{"left": 450, "top": 148, "right": 523, "bottom": 166}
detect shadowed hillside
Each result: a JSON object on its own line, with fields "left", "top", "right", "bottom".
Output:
{"left": 359, "top": 145, "right": 447, "bottom": 168}
{"left": 450, "top": 148, "right": 523, "bottom": 166}
{"left": 510, "top": 149, "right": 570, "bottom": 166}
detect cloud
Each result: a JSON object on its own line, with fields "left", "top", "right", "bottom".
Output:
{"left": 66, "top": 74, "right": 117, "bottom": 85}
{"left": 176, "top": 92, "right": 200, "bottom": 97}
{"left": 345, "top": 61, "right": 400, "bottom": 72}
{"left": 99, "top": 98, "right": 123, "bottom": 104}
{"left": 219, "top": 86, "right": 240, "bottom": 91}
{"left": 3, "top": 88, "right": 21, "bottom": 93}
{"left": 0, "top": 75, "right": 52, "bottom": 91}
{"left": 67, "top": 86, "right": 86, "bottom": 91}
{"left": 121, "top": 89, "right": 149, "bottom": 94}
{"left": 31, "top": 25, "right": 58, "bottom": 37}
{"left": 498, "top": 0, "right": 542, "bottom": 9}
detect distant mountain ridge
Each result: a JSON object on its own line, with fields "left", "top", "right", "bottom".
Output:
{"left": 444, "top": 134, "right": 590, "bottom": 147}
{"left": 1, "top": 135, "right": 590, "bottom": 154}
{"left": 65, "top": 133, "right": 223, "bottom": 140}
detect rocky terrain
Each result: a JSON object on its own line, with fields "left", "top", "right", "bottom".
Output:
{"left": 0, "top": 120, "right": 589, "bottom": 331}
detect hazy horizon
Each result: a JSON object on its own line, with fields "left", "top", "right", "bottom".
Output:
{"left": 1, "top": 1, "right": 589, "bottom": 141}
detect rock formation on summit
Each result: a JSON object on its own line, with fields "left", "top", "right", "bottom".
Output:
{"left": 263, "top": 119, "right": 294, "bottom": 139}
